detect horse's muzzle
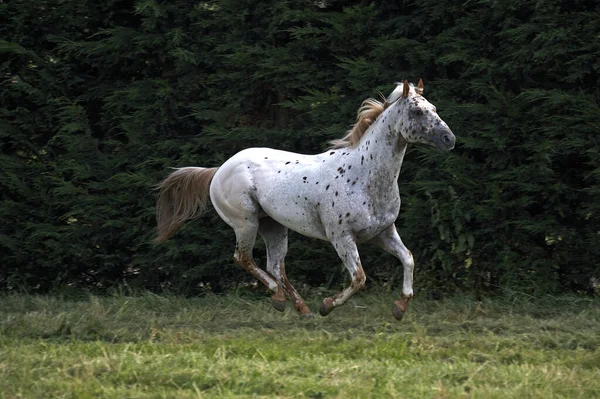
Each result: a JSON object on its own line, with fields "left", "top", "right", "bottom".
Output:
{"left": 434, "top": 126, "right": 455, "bottom": 151}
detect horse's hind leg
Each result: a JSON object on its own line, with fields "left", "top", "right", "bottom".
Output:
{"left": 210, "top": 178, "right": 285, "bottom": 304}
{"left": 232, "top": 222, "right": 286, "bottom": 303}
{"left": 369, "top": 224, "right": 414, "bottom": 321}
{"left": 259, "top": 218, "right": 313, "bottom": 317}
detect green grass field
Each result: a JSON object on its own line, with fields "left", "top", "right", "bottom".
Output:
{"left": 0, "top": 290, "right": 598, "bottom": 398}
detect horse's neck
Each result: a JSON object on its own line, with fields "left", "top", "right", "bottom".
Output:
{"left": 353, "top": 113, "right": 408, "bottom": 187}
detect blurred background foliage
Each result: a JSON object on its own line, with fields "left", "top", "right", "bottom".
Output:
{"left": 1, "top": 0, "right": 599, "bottom": 297}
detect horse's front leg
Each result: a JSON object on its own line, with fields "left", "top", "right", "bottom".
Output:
{"left": 369, "top": 224, "right": 414, "bottom": 321}
{"left": 320, "top": 235, "right": 366, "bottom": 317}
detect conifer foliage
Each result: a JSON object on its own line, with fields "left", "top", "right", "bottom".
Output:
{"left": 1, "top": 0, "right": 598, "bottom": 295}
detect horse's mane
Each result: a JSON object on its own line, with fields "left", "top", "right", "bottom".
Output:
{"left": 329, "top": 82, "right": 418, "bottom": 149}
{"left": 328, "top": 95, "right": 391, "bottom": 149}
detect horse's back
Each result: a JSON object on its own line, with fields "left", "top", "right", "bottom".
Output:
{"left": 211, "top": 147, "right": 328, "bottom": 239}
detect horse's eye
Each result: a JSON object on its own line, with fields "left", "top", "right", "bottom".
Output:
{"left": 412, "top": 109, "right": 423, "bottom": 116}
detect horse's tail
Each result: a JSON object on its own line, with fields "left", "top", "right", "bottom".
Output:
{"left": 154, "top": 167, "right": 219, "bottom": 243}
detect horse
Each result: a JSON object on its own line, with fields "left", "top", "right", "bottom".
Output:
{"left": 155, "top": 79, "right": 455, "bottom": 320}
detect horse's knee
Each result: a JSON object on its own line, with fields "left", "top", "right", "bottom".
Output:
{"left": 266, "top": 262, "right": 283, "bottom": 281}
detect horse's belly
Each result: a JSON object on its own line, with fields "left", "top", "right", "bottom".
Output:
{"left": 259, "top": 195, "right": 327, "bottom": 240}
{"left": 283, "top": 216, "right": 328, "bottom": 240}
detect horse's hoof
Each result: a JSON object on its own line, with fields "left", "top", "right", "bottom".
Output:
{"left": 392, "top": 299, "right": 408, "bottom": 321}
{"left": 271, "top": 296, "right": 286, "bottom": 312}
{"left": 319, "top": 297, "right": 335, "bottom": 317}
{"left": 299, "top": 312, "right": 316, "bottom": 320}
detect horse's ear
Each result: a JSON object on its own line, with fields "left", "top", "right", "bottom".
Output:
{"left": 416, "top": 78, "right": 424, "bottom": 95}
{"left": 402, "top": 79, "right": 409, "bottom": 98}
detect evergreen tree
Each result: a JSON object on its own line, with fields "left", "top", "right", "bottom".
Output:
{"left": 1, "top": 0, "right": 598, "bottom": 295}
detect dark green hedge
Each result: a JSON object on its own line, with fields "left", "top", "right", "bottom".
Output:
{"left": 1, "top": 0, "right": 598, "bottom": 296}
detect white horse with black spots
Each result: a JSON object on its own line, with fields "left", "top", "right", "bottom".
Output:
{"left": 155, "top": 79, "right": 455, "bottom": 320}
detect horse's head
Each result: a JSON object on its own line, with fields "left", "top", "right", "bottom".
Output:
{"left": 388, "top": 79, "right": 455, "bottom": 151}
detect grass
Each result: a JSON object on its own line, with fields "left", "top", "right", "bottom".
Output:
{"left": 0, "top": 289, "right": 598, "bottom": 398}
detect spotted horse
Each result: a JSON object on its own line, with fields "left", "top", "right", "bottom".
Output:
{"left": 155, "top": 80, "right": 455, "bottom": 320}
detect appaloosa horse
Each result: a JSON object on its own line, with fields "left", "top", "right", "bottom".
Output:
{"left": 155, "top": 80, "right": 455, "bottom": 320}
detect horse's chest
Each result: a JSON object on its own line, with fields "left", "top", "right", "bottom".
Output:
{"left": 351, "top": 200, "right": 400, "bottom": 242}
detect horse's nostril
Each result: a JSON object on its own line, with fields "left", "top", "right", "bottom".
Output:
{"left": 443, "top": 135, "right": 451, "bottom": 144}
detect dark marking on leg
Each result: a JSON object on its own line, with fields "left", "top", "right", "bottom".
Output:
{"left": 319, "top": 297, "right": 335, "bottom": 317}
{"left": 279, "top": 261, "right": 313, "bottom": 317}
{"left": 353, "top": 268, "right": 366, "bottom": 290}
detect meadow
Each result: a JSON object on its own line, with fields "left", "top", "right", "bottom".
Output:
{"left": 0, "top": 289, "right": 598, "bottom": 398}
